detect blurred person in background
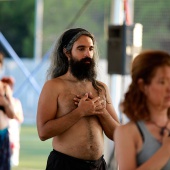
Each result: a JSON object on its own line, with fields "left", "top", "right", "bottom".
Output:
{"left": 0, "top": 51, "right": 24, "bottom": 167}
{"left": 114, "top": 50, "right": 170, "bottom": 170}
{"left": 0, "top": 51, "right": 5, "bottom": 78}
{"left": 1, "top": 76, "right": 24, "bottom": 167}
{"left": 0, "top": 80, "right": 16, "bottom": 170}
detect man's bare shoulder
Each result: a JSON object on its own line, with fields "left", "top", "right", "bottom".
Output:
{"left": 39, "top": 77, "right": 70, "bottom": 106}
{"left": 44, "top": 77, "right": 66, "bottom": 88}
{"left": 96, "top": 80, "right": 110, "bottom": 97}
{"left": 97, "top": 80, "right": 108, "bottom": 89}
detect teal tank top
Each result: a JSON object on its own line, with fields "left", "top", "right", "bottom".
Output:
{"left": 136, "top": 121, "right": 170, "bottom": 170}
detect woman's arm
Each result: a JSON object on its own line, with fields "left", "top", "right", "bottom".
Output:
{"left": 114, "top": 123, "right": 170, "bottom": 170}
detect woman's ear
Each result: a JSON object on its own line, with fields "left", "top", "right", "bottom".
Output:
{"left": 138, "top": 78, "right": 145, "bottom": 92}
{"left": 63, "top": 48, "right": 70, "bottom": 59}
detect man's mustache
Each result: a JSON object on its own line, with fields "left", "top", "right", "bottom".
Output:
{"left": 80, "top": 57, "right": 92, "bottom": 63}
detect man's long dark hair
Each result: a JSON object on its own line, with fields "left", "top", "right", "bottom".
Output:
{"left": 47, "top": 28, "right": 105, "bottom": 95}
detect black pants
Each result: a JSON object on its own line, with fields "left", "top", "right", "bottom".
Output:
{"left": 0, "top": 128, "right": 10, "bottom": 170}
{"left": 46, "top": 150, "right": 107, "bottom": 170}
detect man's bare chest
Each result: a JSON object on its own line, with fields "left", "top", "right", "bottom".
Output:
{"left": 56, "top": 83, "right": 102, "bottom": 117}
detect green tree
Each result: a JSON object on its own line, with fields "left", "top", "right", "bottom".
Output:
{"left": 0, "top": 0, "right": 35, "bottom": 58}
{"left": 134, "top": 0, "right": 170, "bottom": 52}
{"left": 43, "top": 0, "right": 111, "bottom": 59}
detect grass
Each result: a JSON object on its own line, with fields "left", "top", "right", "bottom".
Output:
{"left": 12, "top": 125, "right": 52, "bottom": 170}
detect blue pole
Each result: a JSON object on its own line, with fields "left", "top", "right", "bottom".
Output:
{"left": 0, "top": 32, "right": 41, "bottom": 95}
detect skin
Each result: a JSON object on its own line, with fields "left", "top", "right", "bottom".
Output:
{"left": 1, "top": 77, "right": 24, "bottom": 123}
{"left": 0, "top": 81, "right": 16, "bottom": 129}
{"left": 114, "top": 65, "right": 170, "bottom": 170}
{"left": 7, "top": 84, "right": 24, "bottom": 123}
{"left": 37, "top": 35, "right": 120, "bottom": 160}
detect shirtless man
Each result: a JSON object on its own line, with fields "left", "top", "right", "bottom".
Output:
{"left": 37, "top": 28, "right": 120, "bottom": 170}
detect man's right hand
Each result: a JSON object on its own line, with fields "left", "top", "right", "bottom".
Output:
{"left": 74, "top": 93, "right": 105, "bottom": 117}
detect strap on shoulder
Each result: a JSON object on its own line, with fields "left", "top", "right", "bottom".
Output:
{"left": 136, "top": 122, "right": 144, "bottom": 142}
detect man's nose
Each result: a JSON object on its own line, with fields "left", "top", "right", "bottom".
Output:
{"left": 85, "top": 49, "right": 92, "bottom": 58}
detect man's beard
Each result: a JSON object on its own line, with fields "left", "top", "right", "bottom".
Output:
{"left": 69, "top": 56, "right": 96, "bottom": 81}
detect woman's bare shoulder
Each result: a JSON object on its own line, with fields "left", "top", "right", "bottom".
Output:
{"left": 115, "top": 121, "right": 137, "bottom": 136}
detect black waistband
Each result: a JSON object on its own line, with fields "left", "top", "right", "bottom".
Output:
{"left": 52, "top": 149, "right": 104, "bottom": 166}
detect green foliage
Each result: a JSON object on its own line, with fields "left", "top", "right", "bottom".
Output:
{"left": 1, "top": 0, "right": 170, "bottom": 59}
{"left": 43, "top": 0, "right": 111, "bottom": 59}
{"left": 0, "top": 0, "right": 35, "bottom": 58}
{"left": 134, "top": 0, "right": 170, "bottom": 52}
{"left": 0, "top": 0, "right": 111, "bottom": 59}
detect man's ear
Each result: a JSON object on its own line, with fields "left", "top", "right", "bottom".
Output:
{"left": 63, "top": 48, "right": 70, "bottom": 59}
{"left": 138, "top": 78, "right": 145, "bottom": 92}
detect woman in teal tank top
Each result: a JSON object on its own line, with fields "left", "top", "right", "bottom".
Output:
{"left": 114, "top": 50, "right": 170, "bottom": 170}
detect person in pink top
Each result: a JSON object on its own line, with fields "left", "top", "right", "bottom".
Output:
{"left": 0, "top": 80, "right": 16, "bottom": 170}
{"left": 1, "top": 76, "right": 24, "bottom": 167}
